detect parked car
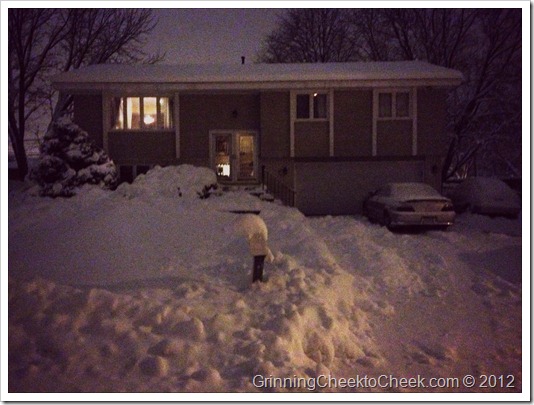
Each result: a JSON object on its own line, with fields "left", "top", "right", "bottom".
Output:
{"left": 363, "top": 182, "right": 456, "bottom": 229}
{"left": 450, "top": 177, "right": 521, "bottom": 218}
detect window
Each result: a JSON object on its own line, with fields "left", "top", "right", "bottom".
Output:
{"left": 378, "top": 93, "right": 393, "bottom": 118}
{"left": 296, "top": 94, "right": 310, "bottom": 119}
{"left": 119, "top": 165, "right": 154, "bottom": 183}
{"left": 143, "top": 97, "right": 157, "bottom": 129}
{"left": 377, "top": 91, "right": 411, "bottom": 119}
{"left": 295, "top": 92, "right": 328, "bottom": 120}
{"left": 127, "top": 97, "right": 140, "bottom": 129}
{"left": 373, "top": 88, "right": 417, "bottom": 157}
{"left": 112, "top": 97, "right": 174, "bottom": 130}
{"left": 396, "top": 92, "right": 410, "bottom": 117}
{"left": 313, "top": 93, "right": 328, "bottom": 119}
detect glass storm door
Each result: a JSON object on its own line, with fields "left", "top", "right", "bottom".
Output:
{"left": 237, "top": 132, "right": 256, "bottom": 181}
{"left": 211, "top": 131, "right": 257, "bottom": 182}
{"left": 212, "top": 132, "right": 232, "bottom": 181}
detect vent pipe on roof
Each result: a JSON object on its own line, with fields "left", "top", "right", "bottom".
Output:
{"left": 241, "top": 56, "right": 245, "bottom": 65}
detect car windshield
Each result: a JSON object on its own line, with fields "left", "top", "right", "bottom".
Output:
{"left": 388, "top": 183, "right": 442, "bottom": 200}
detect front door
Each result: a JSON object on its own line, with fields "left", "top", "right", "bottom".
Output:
{"left": 210, "top": 131, "right": 258, "bottom": 183}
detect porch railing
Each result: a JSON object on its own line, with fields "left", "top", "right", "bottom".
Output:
{"left": 261, "top": 165, "right": 296, "bottom": 207}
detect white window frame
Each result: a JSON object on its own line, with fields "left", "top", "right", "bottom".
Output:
{"left": 290, "top": 89, "right": 334, "bottom": 157}
{"left": 375, "top": 89, "right": 414, "bottom": 120}
{"left": 372, "top": 88, "right": 417, "bottom": 156}
{"left": 110, "top": 96, "right": 175, "bottom": 131}
{"left": 103, "top": 94, "right": 179, "bottom": 158}
{"left": 293, "top": 91, "right": 329, "bottom": 121}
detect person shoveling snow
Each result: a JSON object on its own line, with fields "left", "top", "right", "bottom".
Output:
{"left": 236, "top": 214, "right": 274, "bottom": 283}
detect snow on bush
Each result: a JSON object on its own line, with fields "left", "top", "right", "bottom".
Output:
{"left": 116, "top": 164, "right": 218, "bottom": 200}
{"left": 30, "top": 117, "right": 118, "bottom": 197}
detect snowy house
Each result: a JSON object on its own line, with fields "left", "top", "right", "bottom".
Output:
{"left": 52, "top": 61, "right": 462, "bottom": 215}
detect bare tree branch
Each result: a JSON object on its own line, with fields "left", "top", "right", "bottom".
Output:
{"left": 257, "top": 9, "right": 354, "bottom": 63}
{"left": 8, "top": 8, "right": 162, "bottom": 178}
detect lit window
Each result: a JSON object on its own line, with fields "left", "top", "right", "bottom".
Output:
{"left": 111, "top": 97, "right": 124, "bottom": 129}
{"left": 127, "top": 97, "right": 141, "bottom": 129}
{"left": 112, "top": 97, "right": 174, "bottom": 130}
{"left": 159, "top": 98, "right": 172, "bottom": 129}
{"left": 143, "top": 97, "right": 157, "bottom": 129}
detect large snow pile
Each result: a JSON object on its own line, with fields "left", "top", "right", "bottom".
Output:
{"left": 30, "top": 117, "right": 117, "bottom": 197}
{"left": 7, "top": 165, "right": 524, "bottom": 397}
{"left": 116, "top": 165, "right": 217, "bottom": 200}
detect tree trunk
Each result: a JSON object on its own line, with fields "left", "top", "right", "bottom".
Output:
{"left": 10, "top": 132, "right": 29, "bottom": 180}
{"left": 441, "top": 137, "right": 457, "bottom": 182}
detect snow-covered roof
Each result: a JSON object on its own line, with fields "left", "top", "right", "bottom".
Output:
{"left": 52, "top": 61, "right": 463, "bottom": 93}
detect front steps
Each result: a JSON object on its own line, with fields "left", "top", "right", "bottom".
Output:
{"left": 216, "top": 184, "right": 275, "bottom": 203}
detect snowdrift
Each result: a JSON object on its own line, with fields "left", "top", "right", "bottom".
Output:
{"left": 116, "top": 165, "right": 217, "bottom": 200}
{"left": 8, "top": 165, "right": 523, "bottom": 395}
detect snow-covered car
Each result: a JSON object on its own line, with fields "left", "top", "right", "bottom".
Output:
{"left": 450, "top": 177, "right": 521, "bottom": 218}
{"left": 363, "top": 182, "right": 455, "bottom": 229}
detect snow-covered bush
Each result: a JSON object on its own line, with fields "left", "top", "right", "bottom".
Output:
{"left": 30, "top": 117, "right": 118, "bottom": 197}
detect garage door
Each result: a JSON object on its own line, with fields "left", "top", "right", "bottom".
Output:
{"left": 295, "top": 160, "right": 425, "bottom": 215}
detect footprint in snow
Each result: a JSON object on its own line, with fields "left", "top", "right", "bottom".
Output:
{"left": 405, "top": 342, "right": 457, "bottom": 365}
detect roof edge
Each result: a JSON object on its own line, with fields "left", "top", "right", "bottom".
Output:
{"left": 53, "top": 77, "right": 463, "bottom": 94}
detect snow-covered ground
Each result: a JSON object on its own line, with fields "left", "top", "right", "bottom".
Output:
{"left": 6, "top": 166, "right": 525, "bottom": 399}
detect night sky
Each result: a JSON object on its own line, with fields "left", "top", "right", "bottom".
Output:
{"left": 145, "top": 9, "right": 280, "bottom": 64}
